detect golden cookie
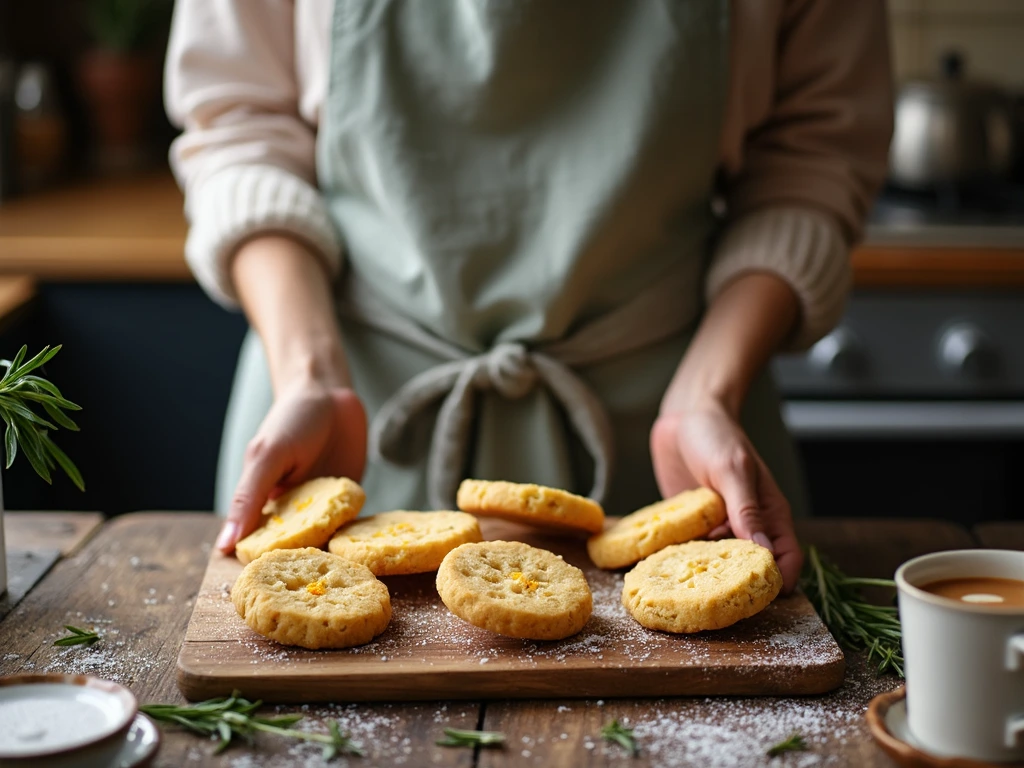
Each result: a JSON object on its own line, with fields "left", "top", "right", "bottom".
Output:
{"left": 328, "top": 510, "right": 483, "bottom": 576}
{"left": 235, "top": 477, "right": 365, "bottom": 565}
{"left": 436, "top": 540, "right": 592, "bottom": 640}
{"left": 622, "top": 539, "right": 782, "bottom": 633}
{"left": 231, "top": 547, "right": 391, "bottom": 649}
{"left": 456, "top": 479, "right": 605, "bottom": 535}
{"left": 587, "top": 487, "right": 726, "bottom": 570}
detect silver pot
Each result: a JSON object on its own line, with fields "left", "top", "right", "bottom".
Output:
{"left": 889, "top": 52, "right": 1018, "bottom": 189}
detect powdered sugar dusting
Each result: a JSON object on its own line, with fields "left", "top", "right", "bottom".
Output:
{"left": 217, "top": 701, "right": 478, "bottom": 768}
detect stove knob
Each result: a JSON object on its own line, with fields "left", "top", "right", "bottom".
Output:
{"left": 808, "top": 327, "right": 862, "bottom": 375}
{"left": 938, "top": 323, "right": 994, "bottom": 377}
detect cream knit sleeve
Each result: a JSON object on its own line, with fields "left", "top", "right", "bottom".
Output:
{"left": 164, "top": 0, "right": 341, "bottom": 308}
{"left": 708, "top": 0, "right": 893, "bottom": 350}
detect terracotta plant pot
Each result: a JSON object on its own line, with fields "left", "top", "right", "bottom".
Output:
{"left": 77, "top": 49, "right": 159, "bottom": 167}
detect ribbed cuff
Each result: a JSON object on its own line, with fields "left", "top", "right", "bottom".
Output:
{"left": 705, "top": 206, "right": 851, "bottom": 351}
{"left": 183, "top": 165, "right": 343, "bottom": 308}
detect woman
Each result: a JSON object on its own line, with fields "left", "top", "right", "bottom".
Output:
{"left": 165, "top": 0, "right": 892, "bottom": 593}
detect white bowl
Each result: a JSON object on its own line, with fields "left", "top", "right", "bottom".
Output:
{"left": 0, "top": 674, "right": 138, "bottom": 768}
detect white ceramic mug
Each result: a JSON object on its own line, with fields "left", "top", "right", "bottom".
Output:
{"left": 896, "top": 549, "right": 1024, "bottom": 762}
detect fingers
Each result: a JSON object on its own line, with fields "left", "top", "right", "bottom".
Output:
{"left": 706, "top": 523, "right": 732, "bottom": 539}
{"left": 215, "top": 436, "right": 293, "bottom": 554}
{"left": 755, "top": 465, "right": 802, "bottom": 594}
{"left": 650, "top": 415, "right": 700, "bottom": 498}
{"left": 712, "top": 442, "right": 802, "bottom": 593}
{"left": 713, "top": 446, "right": 772, "bottom": 552}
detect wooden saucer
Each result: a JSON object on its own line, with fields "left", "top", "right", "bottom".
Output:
{"left": 866, "top": 688, "right": 1024, "bottom": 768}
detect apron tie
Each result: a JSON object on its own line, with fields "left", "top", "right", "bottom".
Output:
{"left": 368, "top": 341, "right": 613, "bottom": 510}
{"left": 339, "top": 260, "right": 702, "bottom": 510}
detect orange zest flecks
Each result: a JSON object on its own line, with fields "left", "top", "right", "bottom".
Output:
{"left": 305, "top": 579, "right": 327, "bottom": 596}
{"left": 293, "top": 497, "right": 314, "bottom": 512}
{"left": 374, "top": 522, "right": 416, "bottom": 539}
{"left": 509, "top": 571, "right": 540, "bottom": 591}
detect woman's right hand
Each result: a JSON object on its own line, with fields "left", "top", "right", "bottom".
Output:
{"left": 216, "top": 234, "right": 366, "bottom": 554}
{"left": 215, "top": 379, "right": 367, "bottom": 553}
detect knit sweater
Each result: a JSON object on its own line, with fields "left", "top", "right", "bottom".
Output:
{"left": 165, "top": 0, "right": 892, "bottom": 350}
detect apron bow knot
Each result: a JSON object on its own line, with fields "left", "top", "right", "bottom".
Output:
{"left": 480, "top": 342, "right": 537, "bottom": 399}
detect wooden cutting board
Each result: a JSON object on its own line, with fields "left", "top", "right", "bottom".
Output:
{"left": 177, "top": 519, "right": 845, "bottom": 702}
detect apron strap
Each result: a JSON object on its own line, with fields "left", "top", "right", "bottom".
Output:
{"left": 339, "top": 261, "right": 701, "bottom": 507}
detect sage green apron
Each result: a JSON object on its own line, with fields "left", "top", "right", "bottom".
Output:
{"left": 216, "top": 0, "right": 808, "bottom": 518}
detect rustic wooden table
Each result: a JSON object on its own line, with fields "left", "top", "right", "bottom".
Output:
{"left": 1, "top": 512, "right": 1016, "bottom": 768}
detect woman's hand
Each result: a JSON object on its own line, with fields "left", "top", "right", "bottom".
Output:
{"left": 650, "top": 400, "right": 801, "bottom": 593}
{"left": 215, "top": 379, "right": 367, "bottom": 553}
{"left": 215, "top": 234, "right": 364, "bottom": 554}
{"left": 655, "top": 272, "right": 804, "bottom": 593}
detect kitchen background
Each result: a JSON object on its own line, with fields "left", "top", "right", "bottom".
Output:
{"left": 0, "top": 1, "right": 1021, "bottom": 524}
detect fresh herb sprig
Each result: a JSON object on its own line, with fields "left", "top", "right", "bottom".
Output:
{"left": 53, "top": 625, "right": 100, "bottom": 647}
{"left": 767, "top": 733, "right": 808, "bottom": 757}
{"left": 140, "top": 692, "right": 363, "bottom": 760}
{"left": 601, "top": 719, "right": 639, "bottom": 756}
{"left": 435, "top": 727, "right": 505, "bottom": 748}
{"left": 800, "top": 545, "right": 904, "bottom": 677}
{"left": 0, "top": 345, "right": 83, "bottom": 490}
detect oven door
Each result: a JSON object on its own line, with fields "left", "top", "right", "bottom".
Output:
{"left": 782, "top": 400, "right": 1024, "bottom": 524}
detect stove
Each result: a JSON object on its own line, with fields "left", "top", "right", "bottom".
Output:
{"left": 865, "top": 182, "right": 1024, "bottom": 248}
{"left": 770, "top": 180, "right": 1024, "bottom": 523}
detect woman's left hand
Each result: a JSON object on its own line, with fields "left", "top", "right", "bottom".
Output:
{"left": 650, "top": 398, "right": 802, "bottom": 593}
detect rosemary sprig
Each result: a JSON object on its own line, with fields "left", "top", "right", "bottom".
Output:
{"left": 140, "top": 692, "right": 363, "bottom": 760}
{"left": 767, "top": 733, "right": 808, "bottom": 757}
{"left": 53, "top": 625, "right": 100, "bottom": 647}
{"left": 0, "top": 345, "right": 84, "bottom": 490}
{"left": 799, "top": 545, "right": 904, "bottom": 677}
{"left": 601, "top": 719, "right": 639, "bottom": 756}
{"left": 435, "top": 727, "right": 505, "bottom": 748}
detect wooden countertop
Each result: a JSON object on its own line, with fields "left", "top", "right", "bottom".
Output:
{"left": 0, "top": 173, "right": 190, "bottom": 281}
{"left": 1, "top": 172, "right": 1023, "bottom": 286}
{"left": 6, "top": 512, "right": 1012, "bottom": 767}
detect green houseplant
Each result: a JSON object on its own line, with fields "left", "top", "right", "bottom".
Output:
{"left": 0, "top": 345, "right": 83, "bottom": 595}
{"left": 77, "top": 0, "right": 173, "bottom": 169}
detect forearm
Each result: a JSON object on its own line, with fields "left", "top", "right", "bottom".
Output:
{"left": 661, "top": 273, "right": 799, "bottom": 418}
{"left": 231, "top": 235, "right": 351, "bottom": 394}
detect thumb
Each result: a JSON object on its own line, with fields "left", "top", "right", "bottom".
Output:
{"left": 216, "top": 442, "right": 292, "bottom": 554}
{"left": 715, "top": 449, "right": 774, "bottom": 555}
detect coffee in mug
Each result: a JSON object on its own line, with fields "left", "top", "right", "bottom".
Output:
{"left": 896, "top": 549, "right": 1024, "bottom": 762}
{"left": 921, "top": 577, "right": 1024, "bottom": 608}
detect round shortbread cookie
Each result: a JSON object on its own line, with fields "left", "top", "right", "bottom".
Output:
{"left": 436, "top": 541, "right": 592, "bottom": 640}
{"left": 622, "top": 539, "right": 782, "bottom": 633}
{"left": 456, "top": 479, "right": 605, "bottom": 535}
{"left": 328, "top": 510, "right": 483, "bottom": 576}
{"left": 231, "top": 547, "right": 391, "bottom": 649}
{"left": 587, "top": 487, "right": 726, "bottom": 570}
{"left": 234, "top": 476, "right": 365, "bottom": 565}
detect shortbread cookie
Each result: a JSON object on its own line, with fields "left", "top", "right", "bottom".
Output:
{"left": 622, "top": 539, "right": 782, "bottom": 633}
{"left": 328, "top": 511, "right": 483, "bottom": 576}
{"left": 231, "top": 547, "right": 391, "bottom": 649}
{"left": 436, "top": 541, "right": 592, "bottom": 640}
{"left": 588, "top": 488, "right": 726, "bottom": 570}
{"left": 456, "top": 479, "right": 605, "bottom": 535}
{"left": 235, "top": 477, "right": 365, "bottom": 565}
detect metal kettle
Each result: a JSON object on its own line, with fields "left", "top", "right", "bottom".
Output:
{"left": 888, "top": 52, "right": 1017, "bottom": 189}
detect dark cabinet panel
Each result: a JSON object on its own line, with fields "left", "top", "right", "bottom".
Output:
{"left": 0, "top": 283, "right": 247, "bottom": 514}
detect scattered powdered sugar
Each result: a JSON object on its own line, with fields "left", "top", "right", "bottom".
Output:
{"left": 219, "top": 701, "right": 479, "bottom": 768}
{"left": 28, "top": 614, "right": 157, "bottom": 685}
{"left": 554, "top": 654, "right": 902, "bottom": 768}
